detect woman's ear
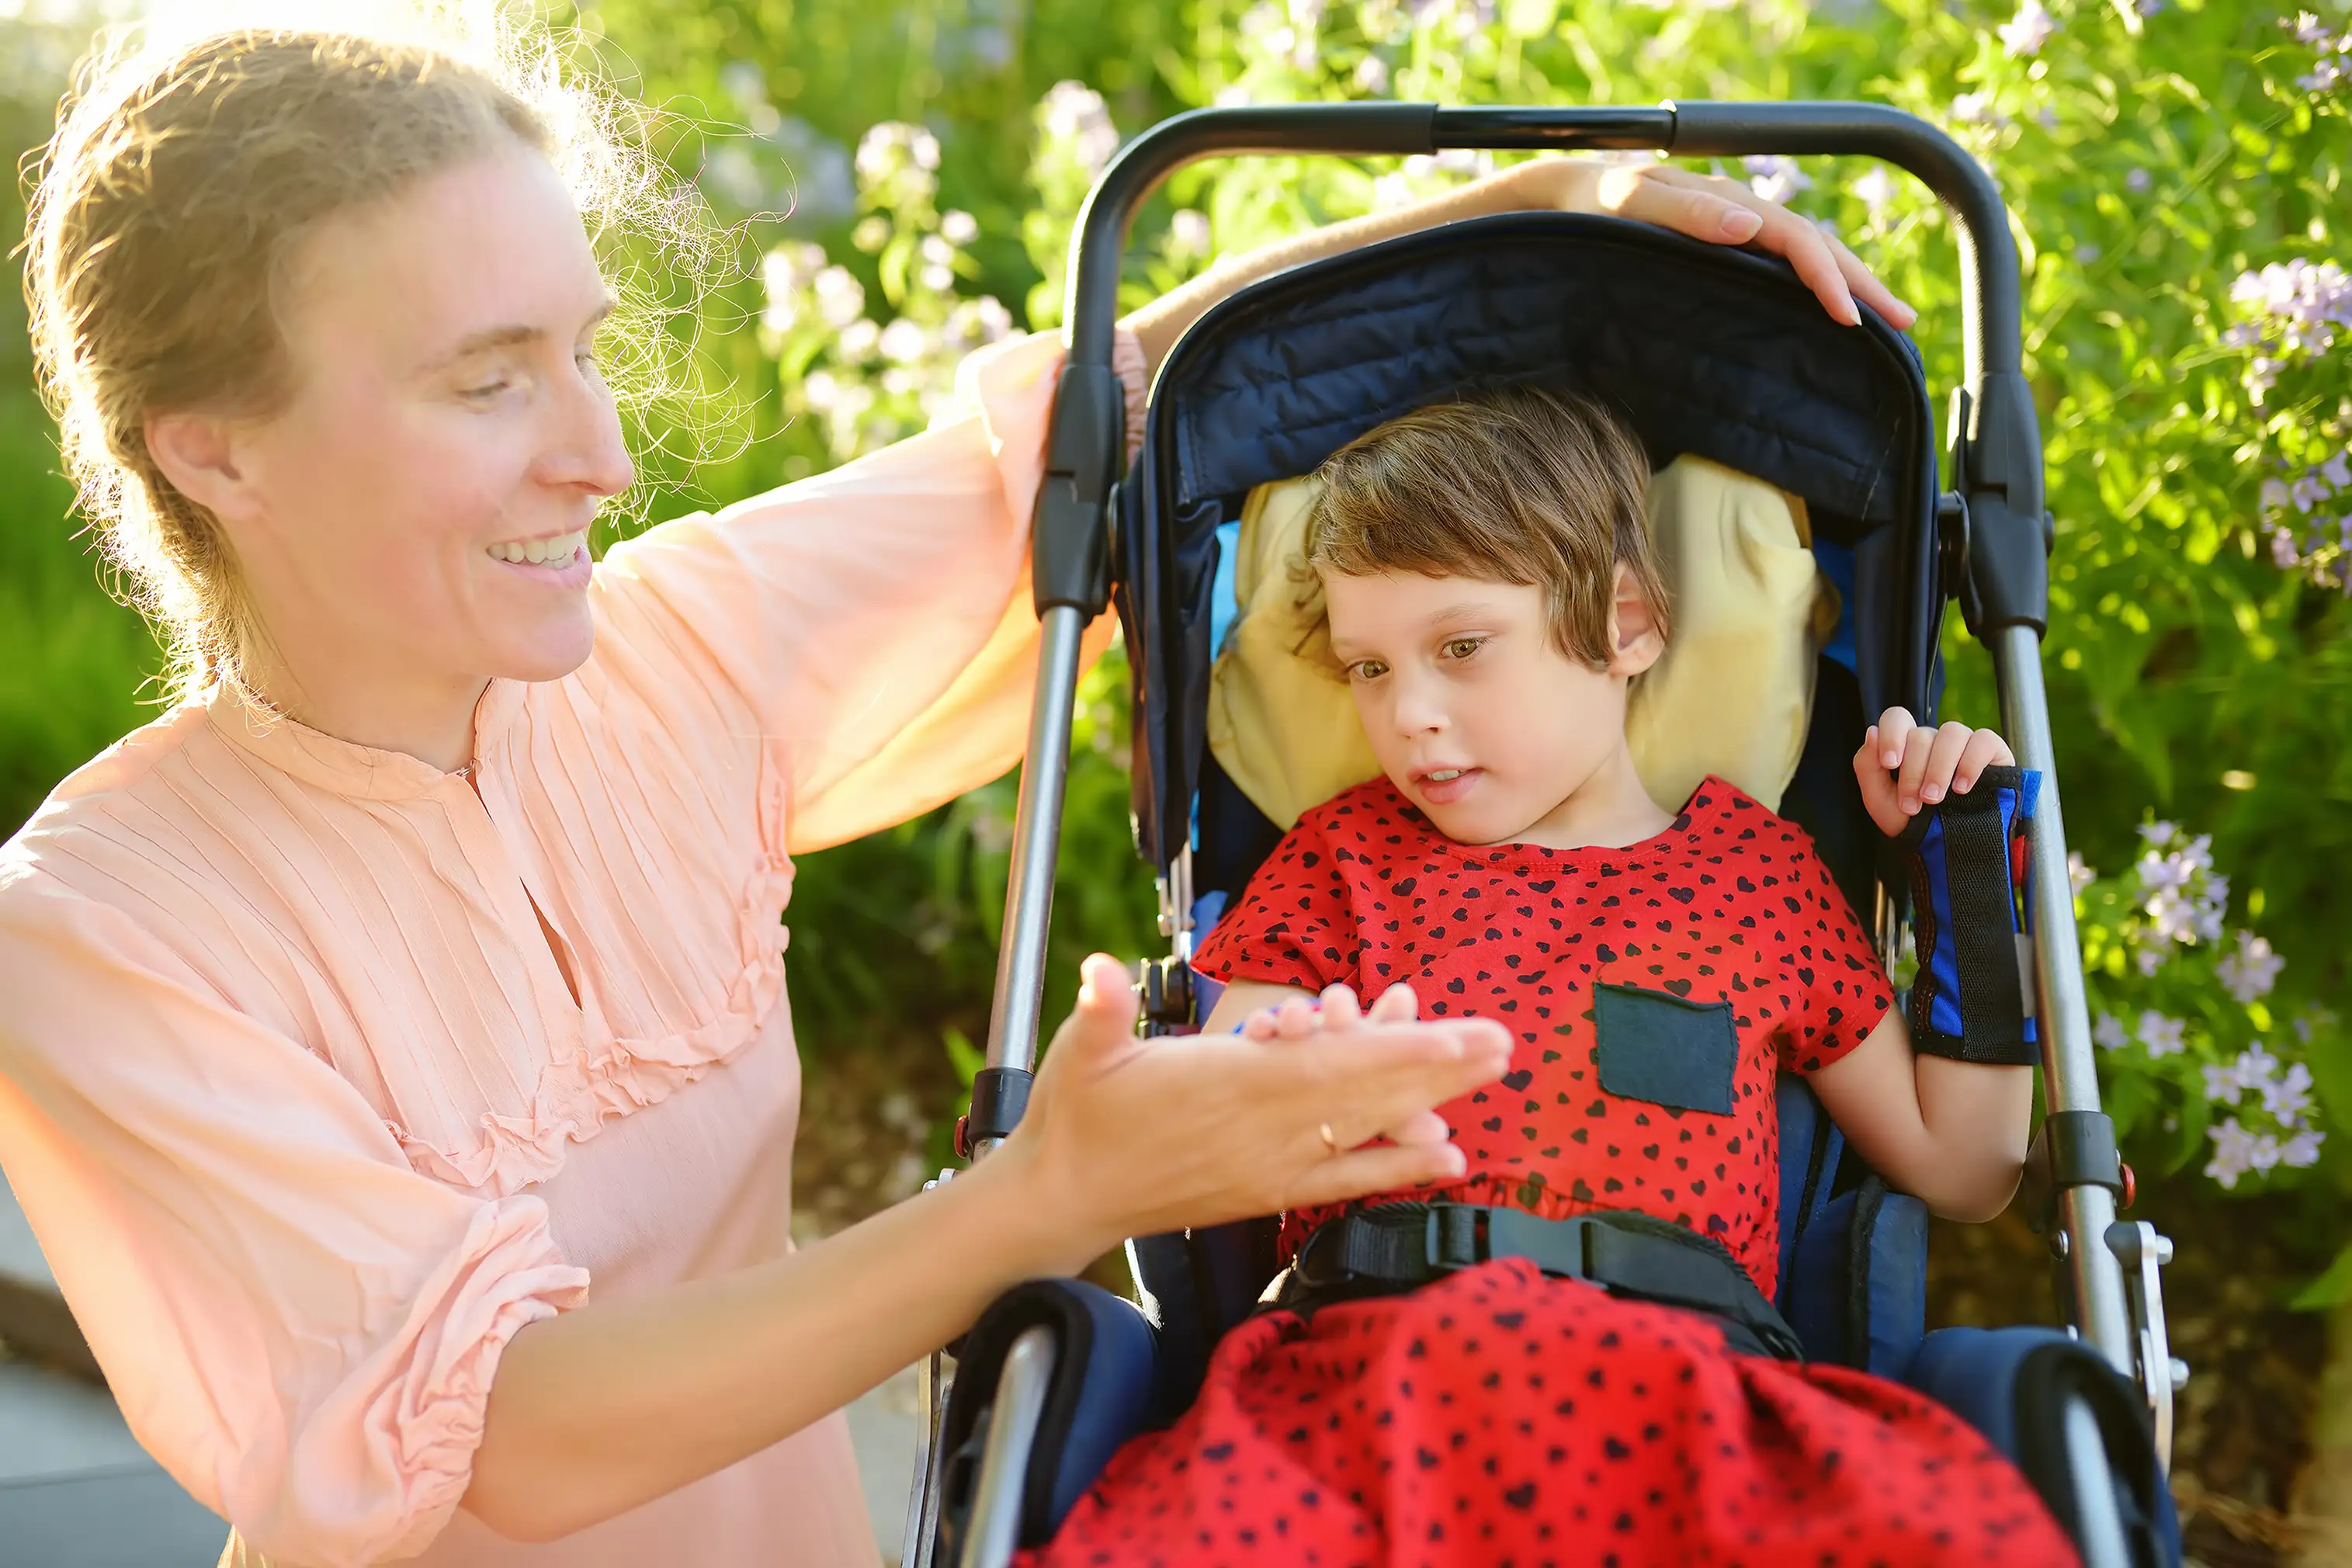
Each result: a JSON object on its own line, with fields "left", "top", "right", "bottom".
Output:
{"left": 144, "top": 410, "right": 256, "bottom": 526}
{"left": 1605, "top": 562, "right": 1666, "bottom": 678}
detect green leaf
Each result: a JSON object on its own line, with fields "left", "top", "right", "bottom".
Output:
{"left": 942, "top": 1026, "right": 984, "bottom": 1090}
{"left": 2290, "top": 1241, "right": 2352, "bottom": 1312}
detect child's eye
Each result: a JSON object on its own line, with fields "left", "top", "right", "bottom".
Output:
{"left": 1347, "top": 658, "right": 1389, "bottom": 682}
{"left": 1441, "top": 637, "right": 1486, "bottom": 661}
{"left": 460, "top": 377, "right": 515, "bottom": 402}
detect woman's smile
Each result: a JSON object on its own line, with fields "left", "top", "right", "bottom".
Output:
{"left": 485, "top": 526, "right": 592, "bottom": 585}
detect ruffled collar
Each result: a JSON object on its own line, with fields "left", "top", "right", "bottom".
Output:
{"left": 205, "top": 678, "right": 526, "bottom": 801}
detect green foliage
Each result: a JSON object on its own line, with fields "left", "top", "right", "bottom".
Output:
{"left": 2, "top": 0, "right": 2346, "bottom": 1282}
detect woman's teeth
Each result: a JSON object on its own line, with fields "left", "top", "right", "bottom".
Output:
{"left": 486, "top": 529, "right": 587, "bottom": 566}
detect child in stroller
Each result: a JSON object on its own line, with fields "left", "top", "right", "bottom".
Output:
{"left": 1028, "top": 386, "right": 2073, "bottom": 1566}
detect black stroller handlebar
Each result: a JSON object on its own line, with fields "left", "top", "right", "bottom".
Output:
{"left": 1051, "top": 101, "right": 2049, "bottom": 638}
{"left": 1065, "top": 101, "right": 2017, "bottom": 383}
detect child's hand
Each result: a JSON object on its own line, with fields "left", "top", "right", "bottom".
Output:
{"left": 1241, "top": 982, "right": 1453, "bottom": 1150}
{"left": 1854, "top": 707, "right": 2015, "bottom": 838}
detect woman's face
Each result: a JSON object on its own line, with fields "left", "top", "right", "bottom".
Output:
{"left": 172, "top": 143, "right": 633, "bottom": 712}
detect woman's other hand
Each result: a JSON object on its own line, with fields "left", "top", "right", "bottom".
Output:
{"left": 1853, "top": 706, "right": 2017, "bottom": 838}
{"left": 1505, "top": 158, "right": 1917, "bottom": 331}
{"left": 1007, "top": 956, "right": 1510, "bottom": 1268}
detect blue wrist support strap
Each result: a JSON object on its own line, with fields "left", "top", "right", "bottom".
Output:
{"left": 1896, "top": 765, "right": 2042, "bottom": 1067}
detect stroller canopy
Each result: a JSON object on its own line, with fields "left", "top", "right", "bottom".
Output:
{"left": 1116, "top": 210, "right": 1945, "bottom": 897}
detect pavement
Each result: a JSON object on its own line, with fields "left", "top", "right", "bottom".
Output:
{"left": 0, "top": 1174, "right": 927, "bottom": 1566}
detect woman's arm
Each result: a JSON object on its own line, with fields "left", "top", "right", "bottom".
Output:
{"left": 1122, "top": 158, "right": 1917, "bottom": 373}
{"left": 465, "top": 956, "right": 1508, "bottom": 1542}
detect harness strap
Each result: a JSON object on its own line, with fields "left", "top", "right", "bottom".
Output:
{"left": 1283, "top": 1202, "right": 1806, "bottom": 1362}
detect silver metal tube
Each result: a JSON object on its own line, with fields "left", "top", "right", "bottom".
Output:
{"left": 1991, "top": 623, "right": 2136, "bottom": 1372}
{"left": 2062, "top": 1393, "right": 2132, "bottom": 1568}
{"left": 903, "top": 1348, "right": 949, "bottom": 1568}
{"left": 961, "top": 1327, "right": 1060, "bottom": 1568}
{"left": 983, "top": 605, "right": 1090, "bottom": 1083}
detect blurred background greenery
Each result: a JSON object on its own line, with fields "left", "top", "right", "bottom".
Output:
{"left": 5, "top": 0, "right": 2350, "bottom": 1551}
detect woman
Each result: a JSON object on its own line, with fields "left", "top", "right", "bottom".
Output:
{"left": 0, "top": 16, "right": 1910, "bottom": 1568}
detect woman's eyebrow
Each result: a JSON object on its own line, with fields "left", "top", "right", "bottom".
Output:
{"left": 431, "top": 297, "right": 619, "bottom": 368}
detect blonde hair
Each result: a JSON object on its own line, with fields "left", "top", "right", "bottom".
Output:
{"left": 1303, "top": 385, "right": 1671, "bottom": 668}
{"left": 23, "top": 8, "right": 721, "bottom": 704}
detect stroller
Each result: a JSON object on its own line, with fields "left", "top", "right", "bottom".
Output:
{"left": 906, "top": 102, "right": 2185, "bottom": 1568}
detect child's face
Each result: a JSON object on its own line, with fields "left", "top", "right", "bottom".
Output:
{"left": 1323, "top": 568, "right": 1659, "bottom": 845}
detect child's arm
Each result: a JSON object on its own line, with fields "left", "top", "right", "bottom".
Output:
{"left": 1809, "top": 709, "right": 2035, "bottom": 1222}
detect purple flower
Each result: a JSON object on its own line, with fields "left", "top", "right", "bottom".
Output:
{"left": 1998, "top": 0, "right": 2056, "bottom": 56}
{"left": 2218, "top": 929, "right": 2284, "bottom": 1004}
{"left": 2125, "top": 167, "right": 2151, "bottom": 193}
{"left": 1743, "top": 154, "right": 1813, "bottom": 205}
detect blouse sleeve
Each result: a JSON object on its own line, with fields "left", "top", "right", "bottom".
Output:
{"left": 1190, "top": 811, "right": 1361, "bottom": 994}
{"left": 0, "top": 870, "right": 589, "bottom": 1568}
{"left": 1776, "top": 839, "right": 1896, "bottom": 1075}
{"left": 591, "top": 329, "right": 1147, "bottom": 854}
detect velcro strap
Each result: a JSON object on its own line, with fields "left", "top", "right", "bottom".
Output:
{"left": 1896, "top": 764, "right": 2042, "bottom": 1067}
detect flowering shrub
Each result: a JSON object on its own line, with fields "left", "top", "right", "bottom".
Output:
{"left": 2076, "top": 823, "right": 2329, "bottom": 1192}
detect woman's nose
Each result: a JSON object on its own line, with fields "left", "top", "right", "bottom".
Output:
{"left": 545, "top": 369, "right": 635, "bottom": 498}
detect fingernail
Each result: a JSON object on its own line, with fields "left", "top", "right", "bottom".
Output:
{"left": 1722, "top": 208, "right": 1761, "bottom": 241}
{"left": 1840, "top": 294, "right": 1862, "bottom": 326}
{"left": 1922, "top": 783, "right": 1944, "bottom": 803}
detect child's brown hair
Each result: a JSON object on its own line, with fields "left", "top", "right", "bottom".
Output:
{"left": 1303, "top": 385, "right": 1670, "bottom": 668}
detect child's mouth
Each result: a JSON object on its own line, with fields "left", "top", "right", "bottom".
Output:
{"left": 1417, "top": 767, "right": 1481, "bottom": 804}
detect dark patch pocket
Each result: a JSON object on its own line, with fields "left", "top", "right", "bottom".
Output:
{"left": 1594, "top": 983, "right": 1738, "bottom": 1115}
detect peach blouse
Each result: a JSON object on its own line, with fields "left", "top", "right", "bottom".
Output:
{"left": 0, "top": 330, "right": 1138, "bottom": 1568}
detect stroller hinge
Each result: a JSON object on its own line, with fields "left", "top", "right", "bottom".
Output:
{"left": 1032, "top": 363, "right": 1124, "bottom": 617}
{"left": 1946, "top": 380, "right": 2052, "bottom": 637}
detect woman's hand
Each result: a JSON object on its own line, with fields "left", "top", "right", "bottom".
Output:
{"left": 1005, "top": 956, "right": 1511, "bottom": 1267}
{"left": 1853, "top": 706, "right": 2016, "bottom": 838}
{"left": 1502, "top": 158, "right": 1917, "bottom": 330}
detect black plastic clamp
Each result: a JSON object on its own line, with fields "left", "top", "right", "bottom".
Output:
{"left": 1031, "top": 363, "right": 1124, "bottom": 617}
{"left": 2042, "top": 1109, "right": 2125, "bottom": 1194}
{"left": 1947, "top": 376, "right": 2052, "bottom": 636}
{"left": 1137, "top": 956, "right": 1195, "bottom": 1036}
{"left": 954, "top": 1066, "right": 1036, "bottom": 1159}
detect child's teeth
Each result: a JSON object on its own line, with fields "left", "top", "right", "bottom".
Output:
{"left": 1431, "top": 770, "right": 1459, "bottom": 782}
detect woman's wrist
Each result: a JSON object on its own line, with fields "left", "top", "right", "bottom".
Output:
{"left": 1473, "top": 156, "right": 1599, "bottom": 217}
{"left": 943, "top": 1130, "right": 1119, "bottom": 1282}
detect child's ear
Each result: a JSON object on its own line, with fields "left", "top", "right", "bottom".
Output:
{"left": 1605, "top": 563, "right": 1666, "bottom": 678}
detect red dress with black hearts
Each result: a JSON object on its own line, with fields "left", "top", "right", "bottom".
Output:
{"left": 1027, "top": 777, "right": 2075, "bottom": 1568}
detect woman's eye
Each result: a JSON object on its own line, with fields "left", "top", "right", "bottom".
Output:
{"left": 1441, "top": 637, "right": 1485, "bottom": 661}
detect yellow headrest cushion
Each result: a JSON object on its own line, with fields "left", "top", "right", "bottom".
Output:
{"left": 1205, "top": 454, "right": 1837, "bottom": 830}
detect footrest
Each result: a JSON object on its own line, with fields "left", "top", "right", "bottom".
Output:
{"left": 937, "top": 1278, "right": 1163, "bottom": 1551}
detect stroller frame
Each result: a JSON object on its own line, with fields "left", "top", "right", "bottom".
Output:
{"left": 913, "top": 101, "right": 2180, "bottom": 1568}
